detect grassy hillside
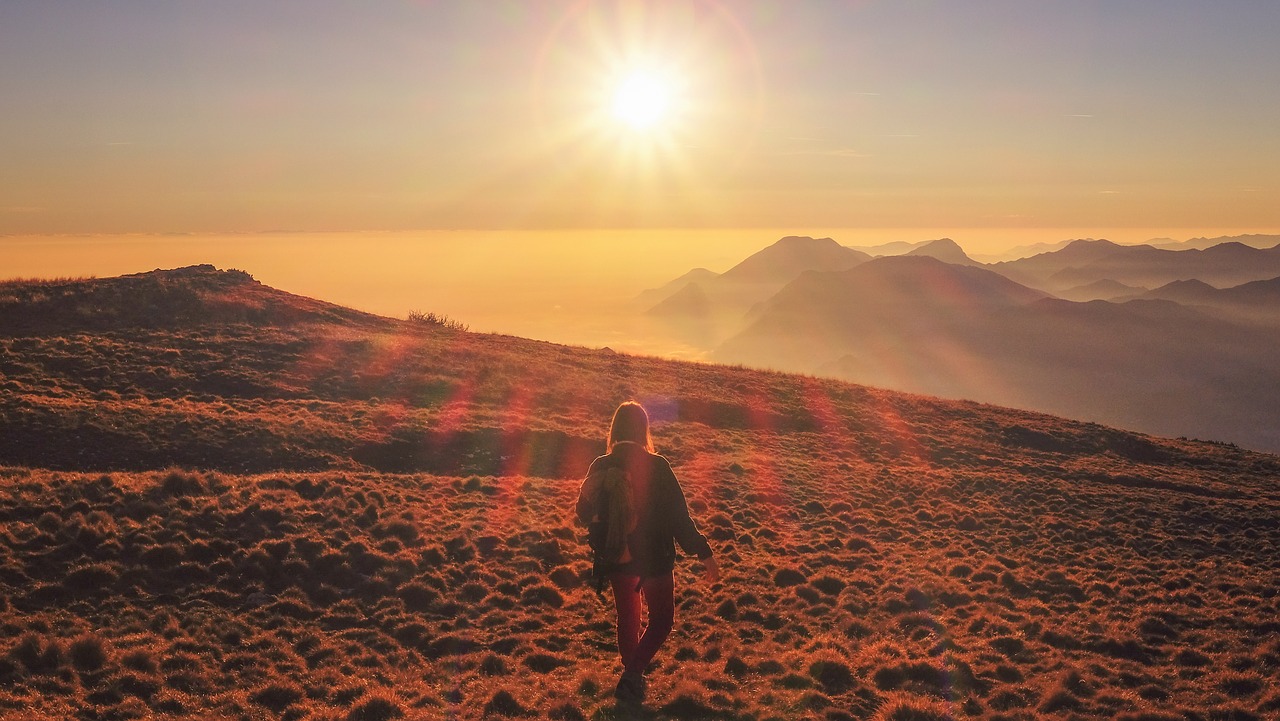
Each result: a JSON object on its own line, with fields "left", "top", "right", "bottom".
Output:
{"left": 1, "top": 267, "right": 1277, "bottom": 720}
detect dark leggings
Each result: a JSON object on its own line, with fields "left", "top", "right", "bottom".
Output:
{"left": 609, "top": 571, "right": 675, "bottom": 674}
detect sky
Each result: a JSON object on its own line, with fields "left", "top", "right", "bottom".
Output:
{"left": 2, "top": 0, "right": 1279, "bottom": 239}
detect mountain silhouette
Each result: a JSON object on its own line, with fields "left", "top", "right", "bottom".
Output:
{"left": 641, "top": 236, "right": 873, "bottom": 344}
{"left": 643, "top": 280, "right": 718, "bottom": 345}
{"left": 1046, "top": 241, "right": 1280, "bottom": 290}
{"left": 1150, "top": 233, "right": 1280, "bottom": 251}
{"left": 1129, "top": 278, "right": 1220, "bottom": 304}
{"left": 991, "top": 239, "right": 1280, "bottom": 292}
{"left": 718, "top": 235, "right": 871, "bottom": 285}
{"left": 634, "top": 267, "right": 719, "bottom": 309}
{"left": 904, "top": 237, "right": 981, "bottom": 266}
{"left": 1056, "top": 278, "right": 1147, "bottom": 302}
{"left": 843, "top": 239, "right": 932, "bottom": 256}
{"left": 988, "top": 239, "right": 1130, "bottom": 289}
{"left": 970, "top": 238, "right": 1078, "bottom": 263}
{"left": 715, "top": 256, "right": 1280, "bottom": 452}
{"left": 1129, "top": 276, "right": 1280, "bottom": 325}
{"left": 715, "top": 255, "right": 1048, "bottom": 376}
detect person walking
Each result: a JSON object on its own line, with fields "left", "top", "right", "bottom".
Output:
{"left": 576, "top": 401, "right": 720, "bottom": 705}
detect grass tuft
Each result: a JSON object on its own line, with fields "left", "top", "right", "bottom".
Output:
{"left": 68, "top": 634, "right": 110, "bottom": 673}
{"left": 345, "top": 692, "right": 404, "bottom": 721}
{"left": 870, "top": 692, "right": 957, "bottom": 721}
{"left": 482, "top": 689, "right": 529, "bottom": 717}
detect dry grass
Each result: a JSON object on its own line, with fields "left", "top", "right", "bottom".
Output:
{"left": 0, "top": 267, "right": 1277, "bottom": 719}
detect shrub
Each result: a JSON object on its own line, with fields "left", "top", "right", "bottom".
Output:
{"left": 407, "top": 310, "right": 468, "bottom": 331}
{"left": 483, "top": 690, "right": 529, "bottom": 717}
{"left": 659, "top": 693, "right": 723, "bottom": 719}
{"left": 479, "top": 654, "right": 509, "bottom": 676}
{"left": 251, "top": 682, "right": 305, "bottom": 713}
{"left": 812, "top": 575, "right": 846, "bottom": 595}
{"left": 870, "top": 694, "right": 956, "bottom": 720}
{"left": 809, "top": 658, "right": 856, "bottom": 694}
{"left": 160, "top": 469, "right": 207, "bottom": 496}
{"left": 519, "top": 584, "right": 564, "bottom": 608}
{"left": 548, "top": 702, "right": 587, "bottom": 721}
{"left": 774, "top": 568, "right": 807, "bottom": 587}
{"left": 522, "top": 652, "right": 570, "bottom": 673}
{"left": 63, "top": 562, "right": 119, "bottom": 592}
{"left": 346, "top": 692, "right": 405, "bottom": 721}
{"left": 1039, "top": 689, "right": 1083, "bottom": 713}
{"left": 548, "top": 566, "right": 580, "bottom": 589}
{"left": 396, "top": 582, "right": 439, "bottom": 611}
{"left": 120, "top": 648, "right": 157, "bottom": 673}
{"left": 68, "top": 634, "right": 110, "bottom": 673}
{"left": 872, "top": 661, "right": 950, "bottom": 696}
{"left": 1175, "top": 648, "right": 1211, "bottom": 666}
{"left": 714, "top": 599, "right": 738, "bottom": 620}
{"left": 11, "top": 634, "right": 66, "bottom": 674}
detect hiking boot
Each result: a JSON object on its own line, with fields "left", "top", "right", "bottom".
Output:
{"left": 614, "top": 670, "right": 646, "bottom": 704}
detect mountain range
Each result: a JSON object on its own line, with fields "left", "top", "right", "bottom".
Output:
{"left": 992, "top": 240, "right": 1280, "bottom": 292}
{"left": 1149, "top": 233, "right": 1280, "bottom": 251}
{"left": 643, "top": 236, "right": 1280, "bottom": 452}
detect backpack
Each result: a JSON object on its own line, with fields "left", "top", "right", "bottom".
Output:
{"left": 587, "top": 466, "right": 636, "bottom": 593}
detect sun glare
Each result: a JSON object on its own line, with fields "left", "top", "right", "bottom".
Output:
{"left": 611, "top": 71, "right": 673, "bottom": 131}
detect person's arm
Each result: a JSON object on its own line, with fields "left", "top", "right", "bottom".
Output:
{"left": 575, "top": 457, "right": 605, "bottom": 526}
{"left": 658, "top": 457, "right": 714, "bottom": 562}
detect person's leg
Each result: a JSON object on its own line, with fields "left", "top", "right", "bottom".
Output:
{"left": 609, "top": 573, "right": 642, "bottom": 669}
{"left": 625, "top": 571, "right": 675, "bottom": 675}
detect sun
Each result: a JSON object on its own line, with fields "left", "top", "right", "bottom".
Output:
{"left": 610, "top": 71, "right": 674, "bottom": 131}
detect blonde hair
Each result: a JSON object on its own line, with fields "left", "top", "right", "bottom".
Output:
{"left": 608, "top": 401, "right": 653, "bottom": 452}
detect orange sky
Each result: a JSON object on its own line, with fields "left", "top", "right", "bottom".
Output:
{"left": 2, "top": 2, "right": 1277, "bottom": 241}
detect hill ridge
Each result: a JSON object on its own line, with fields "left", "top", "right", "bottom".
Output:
{"left": 0, "top": 264, "right": 390, "bottom": 336}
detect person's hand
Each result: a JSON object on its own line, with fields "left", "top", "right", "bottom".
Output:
{"left": 701, "top": 557, "right": 721, "bottom": 584}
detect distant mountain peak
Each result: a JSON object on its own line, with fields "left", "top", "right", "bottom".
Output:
{"left": 1201, "top": 241, "right": 1256, "bottom": 255}
{"left": 645, "top": 280, "right": 711, "bottom": 318}
{"left": 719, "top": 235, "right": 871, "bottom": 284}
{"left": 905, "top": 237, "right": 978, "bottom": 266}
{"left": 1062, "top": 238, "right": 1122, "bottom": 252}
{"left": 776, "top": 235, "right": 837, "bottom": 246}
{"left": 635, "top": 267, "right": 720, "bottom": 308}
{"left": 1160, "top": 278, "right": 1217, "bottom": 291}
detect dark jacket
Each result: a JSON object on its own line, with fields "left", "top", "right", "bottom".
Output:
{"left": 576, "top": 442, "right": 713, "bottom": 577}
